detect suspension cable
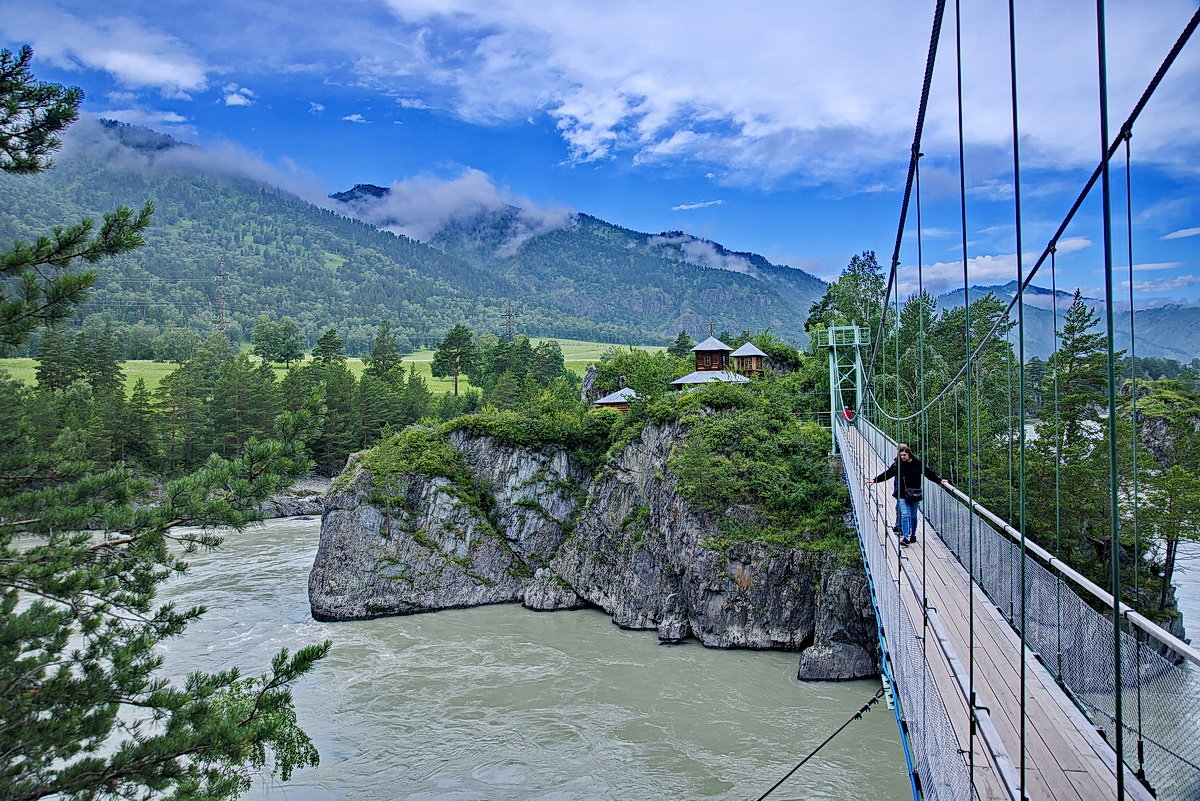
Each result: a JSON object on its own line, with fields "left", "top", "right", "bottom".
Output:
{"left": 1006, "top": 0, "right": 1030, "bottom": 789}
{"left": 863, "top": 4, "right": 1200, "bottom": 420}
{"left": 869, "top": 0, "right": 948, "bottom": 380}
{"left": 752, "top": 689, "right": 886, "bottom": 801}
{"left": 1094, "top": 2, "right": 1126, "bottom": 795}
{"left": 949, "top": 0, "right": 980, "bottom": 787}
{"left": 1123, "top": 129, "right": 1148, "bottom": 783}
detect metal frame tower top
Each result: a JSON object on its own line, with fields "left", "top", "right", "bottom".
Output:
{"left": 811, "top": 326, "right": 871, "bottom": 454}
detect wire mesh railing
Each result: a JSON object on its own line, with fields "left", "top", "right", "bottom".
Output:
{"left": 838, "top": 422, "right": 977, "bottom": 801}
{"left": 858, "top": 416, "right": 1200, "bottom": 801}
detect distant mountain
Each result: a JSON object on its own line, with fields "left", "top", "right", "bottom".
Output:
{"left": 0, "top": 121, "right": 649, "bottom": 354}
{"left": 333, "top": 186, "right": 826, "bottom": 345}
{"left": 935, "top": 282, "right": 1200, "bottom": 361}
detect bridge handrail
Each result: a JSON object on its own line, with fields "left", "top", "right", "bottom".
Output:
{"left": 940, "top": 481, "right": 1200, "bottom": 669}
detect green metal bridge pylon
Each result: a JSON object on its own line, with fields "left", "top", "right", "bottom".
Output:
{"left": 811, "top": 325, "right": 870, "bottom": 455}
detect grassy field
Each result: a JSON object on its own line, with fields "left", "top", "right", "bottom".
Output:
{"left": 0, "top": 337, "right": 662, "bottom": 395}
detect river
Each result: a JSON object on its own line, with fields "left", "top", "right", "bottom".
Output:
{"left": 159, "top": 517, "right": 911, "bottom": 800}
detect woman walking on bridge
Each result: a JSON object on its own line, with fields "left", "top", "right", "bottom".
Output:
{"left": 867, "top": 444, "right": 948, "bottom": 546}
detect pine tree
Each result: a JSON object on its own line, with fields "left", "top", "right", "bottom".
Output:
{"left": 667, "top": 330, "right": 695, "bottom": 359}
{"left": 363, "top": 320, "right": 403, "bottom": 384}
{"left": 312, "top": 327, "right": 346, "bottom": 365}
{"left": 34, "top": 326, "right": 82, "bottom": 390}
{"left": 430, "top": 324, "right": 476, "bottom": 396}
{"left": 398, "top": 363, "right": 431, "bottom": 425}
{"left": 0, "top": 48, "right": 327, "bottom": 800}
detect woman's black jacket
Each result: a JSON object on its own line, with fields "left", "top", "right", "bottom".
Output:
{"left": 872, "top": 457, "right": 943, "bottom": 499}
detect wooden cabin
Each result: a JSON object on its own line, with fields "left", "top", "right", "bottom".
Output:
{"left": 592, "top": 386, "right": 638, "bottom": 414}
{"left": 730, "top": 342, "right": 767, "bottom": 378}
{"left": 691, "top": 336, "right": 732, "bottom": 370}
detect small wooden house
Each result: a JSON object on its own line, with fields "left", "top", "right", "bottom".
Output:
{"left": 592, "top": 386, "right": 639, "bottom": 414}
{"left": 730, "top": 342, "right": 767, "bottom": 378}
{"left": 691, "top": 336, "right": 732, "bottom": 371}
{"left": 669, "top": 336, "right": 751, "bottom": 390}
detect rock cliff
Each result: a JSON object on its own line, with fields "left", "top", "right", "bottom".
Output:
{"left": 309, "top": 423, "right": 880, "bottom": 681}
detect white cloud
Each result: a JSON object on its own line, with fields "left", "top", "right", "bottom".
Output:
{"left": 357, "top": 0, "right": 1200, "bottom": 185}
{"left": 899, "top": 237, "right": 1091, "bottom": 296}
{"left": 1055, "top": 236, "right": 1092, "bottom": 254}
{"left": 1122, "top": 275, "right": 1199, "bottom": 293}
{"left": 333, "top": 167, "right": 574, "bottom": 250}
{"left": 671, "top": 200, "right": 722, "bottom": 211}
{"left": 221, "top": 85, "right": 255, "bottom": 106}
{"left": 309, "top": 102, "right": 325, "bottom": 113}
{"left": 1132, "top": 262, "right": 1185, "bottom": 272}
{"left": 91, "top": 108, "right": 190, "bottom": 127}
{"left": 647, "top": 233, "right": 753, "bottom": 274}
{"left": 1162, "top": 227, "right": 1200, "bottom": 240}
{"left": 396, "top": 98, "right": 430, "bottom": 109}
{"left": 0, "top": 0, "right": 208, "bottom": 96}
{"left": 61, "top": 117, "right": 327, "bottom": 200}
{"left": 342, "top": 113, "right": 370, "bottom": 123}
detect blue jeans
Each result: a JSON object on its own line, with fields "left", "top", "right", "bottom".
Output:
{"left": 897, "top": 498, "right": 919, "bottom": 541}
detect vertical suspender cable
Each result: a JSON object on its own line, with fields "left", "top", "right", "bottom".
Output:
{"left": 915, "top": 153, "right": 930, "bottom": 752}
{"left": 1006, "top": 0, "right": 1030, "bottom": 790}
{"left": 953, "top": 0, "right": 978, "bottom": 788}
{"left": 1094, "top": 1, "right": 1126, "bottom": 795}
{"left": 1123, "top": 131, "right": 1147, "bottom": 784}
{"left": 1051, "top": 247, "right": 1065, "bottom": 681}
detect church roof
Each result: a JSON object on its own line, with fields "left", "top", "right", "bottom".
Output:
{"left": 691, "top": 336, "right": 733, "bottom": 352}
{"left": 593, "top": 387, "right": 639, "bottom": 404}
{"left": 730, "top": 342, "right": 768, "bottom": 357}
{"left": 669, "top": 370, "right": 751, "bottom": 386}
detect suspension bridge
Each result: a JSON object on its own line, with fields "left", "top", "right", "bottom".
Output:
{"left": 807, "top": 2, "right": 1200, "bottom": 799}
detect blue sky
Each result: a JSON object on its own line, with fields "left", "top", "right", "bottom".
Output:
{"left": 2, "top": 0, "right": 1199, "bottom": 307}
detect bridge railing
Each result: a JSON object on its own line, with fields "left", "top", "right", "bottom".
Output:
{"left": 858, "top": 417, "right": 1200, "bottom": 801}
{"left": 837, "top": 422, "right": 979, "bottom": 801}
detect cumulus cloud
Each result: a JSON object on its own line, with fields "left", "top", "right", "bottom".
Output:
{"left": 899, "top": 235, "right": 1095, "bottom": 296}
{"left": 671, "top": 200, "right": 723, "bottom": 211}
{"left": 342, "top": 113, "right": 370, "bottom": 123}
{"left": 309, "top": 102, "right": 325, "bottom": 113}
{"left": 0, "top": 0, "right": 208, "bottom": 96}
{"left": 355, "top": 0, "right": 1200, "bottom": 186}
{"left": 1162, "top": 227, "right": 1200, "bottom": 240}
{"left": 396, "top": 98, "right": 430, "bottom": 109}
{"left": 221, "top": 84, "right": 255, "bottom": 106}
{"left": 335, "top": 167, "right": 574, "bottom": 251}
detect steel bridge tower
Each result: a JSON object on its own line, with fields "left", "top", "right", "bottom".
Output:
{"left": 811, "top": 325, "right": 870, "bottom": 454}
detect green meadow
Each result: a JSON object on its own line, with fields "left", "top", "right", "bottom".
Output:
{"left": 0, "top": 338, "right": 663, "bottom": 395}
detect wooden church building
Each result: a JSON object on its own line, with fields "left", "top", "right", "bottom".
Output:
{"left": 669, "top": 336, "right": 754, "bottom": 389}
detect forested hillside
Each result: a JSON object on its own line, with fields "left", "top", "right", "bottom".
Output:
{"left": 0, "top": 121, "right": 651, "bottom": 355}
{"left": 0, "top": 121, "right": 827, "bottom": 356}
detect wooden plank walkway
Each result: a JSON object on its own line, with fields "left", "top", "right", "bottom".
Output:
{"left": 842, "top": 423, "right": 1153, "bottom": 801}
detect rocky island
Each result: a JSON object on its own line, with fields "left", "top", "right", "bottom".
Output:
{"left": 308, "top": 389, "right": 880, "bottom": 682}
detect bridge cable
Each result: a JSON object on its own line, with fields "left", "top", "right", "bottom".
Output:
{"left": 1123, "top": 129, "right": 1148, "bottom": 785}
{"left": 1005, "top": 0, "right": 1031, "bottom": 792}
{"left": 915, "top": 149, "right": 931, "bottom": 752}
{"left": 1051, "top": 246, "right": 1065, "bottom": 681}
{"left": 750, "top": 689, "right": 886, "bottom": 801}
{"left": 1093, "top": 1, "right": 1126, "bottom": 795}
{"left": 869, "top": 0, "right": 947, "bottom": 382}
{"left": 863, "top": 4, "right": 1200, "bottom": 423}
{"left": 948, "top": 0, "right": 981, "bottom": 789}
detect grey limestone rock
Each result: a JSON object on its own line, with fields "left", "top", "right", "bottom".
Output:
{"left": 308, "top": 423, "right": 881, "bottom": 680}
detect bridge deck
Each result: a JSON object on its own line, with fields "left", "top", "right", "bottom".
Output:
{"left": 843, "top": 423, "right": 1153, "bottom": 801}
